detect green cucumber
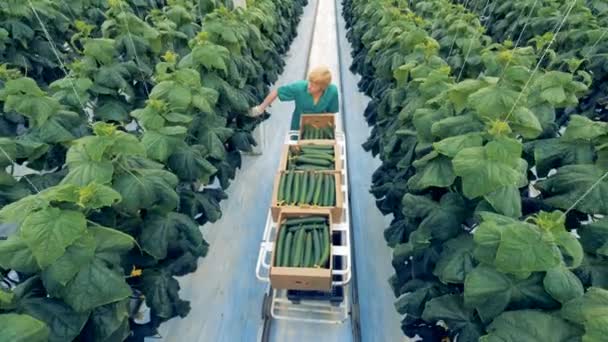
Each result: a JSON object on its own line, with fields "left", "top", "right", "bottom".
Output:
{"left": 313, "top": 173, "right": 324, "bottom": 205}
{"left": 277, "top": 173, "right": 286, "bottom": 204}
{"left": 299, "top": 172, "right": 309, "bottom": 204}
{"left": 296, "top": 156, "right": 332, "bottom": 167}
{"left": 301, "top": 145, "right": 334, "bottom": 152}
{"left": 320, "top": 173, "right": 327, "bottom": 206}
{"left": 305, "top": 172, "right": 317, "bottom": 204}
{"left": 292, "top": 228, "right": 306, "bottom": 267}
{"left": 275, "top": 224, "right": 287, "bottom": 266}
{"left": 293, "top": 172, "right": 301, "bottom": 205}
{"left": 281, "top": 231, "right": 294, "bottom": 267}
{"left": 284, "top": 171, "right": 294, "bottom": 204}
{"left": 295, "top": 165, "right": 322, "bottom": 171}
{"left": 301, "top": 151, "right": 334, "bottom": 161}
{"left": 288, "top": 223, "right": 312, "bottom": 233}
{"left": 303, "top": 232, "right": 312, "bottom": 268}
{"left": 285, "top": 216, "right": 327, "bottom": 226}
{"left": 329, "top": 174, "right": 336, "bottom": 206}
{"left": 312, "top": 228, "right": 321, "bottom": 266}
{"left": 318, "top": 225, "right": 330, "bottom": 268}
{"left": 321, "top": 126, "right": 329, "bottom": 139}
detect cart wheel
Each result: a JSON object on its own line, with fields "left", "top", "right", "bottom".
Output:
{"left": 261, "top": 292, "right": 271, "bottom": 320}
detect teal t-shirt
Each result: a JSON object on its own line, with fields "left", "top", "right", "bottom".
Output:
{"left": 277, "top": 80, "right": 339, "bottom": 130}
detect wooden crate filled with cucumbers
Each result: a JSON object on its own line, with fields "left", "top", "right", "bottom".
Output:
{"left": 270, "top": 170, "right": 343, "bottom": 222}
{"left": 299, "top": 113, "right": 336, "bottom": 142}
{"left": 270, "top": 209, "right": 333, "bottom": 291}
{"left": 278, "top": 142, "right": 342, "bottom": 172}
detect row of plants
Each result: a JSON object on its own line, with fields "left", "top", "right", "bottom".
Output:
{"left": 455, "top": 0, "right": 608, "bottom": 120}
{"left": 344, "top": 0, "right": 607, "bottom": 340}
{"left": 0, "top": 0, "right": 306, "bottom": 340}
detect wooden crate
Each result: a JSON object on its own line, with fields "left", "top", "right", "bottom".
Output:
{"left": 299, "top": 113, "right": 336, "bottom": 142}
{"left": 270, "top": 170, "right": 344, "bottom": 222}
{"left": 270, "top": 208, "right": 333, "bottom": 291}
{"left": 277, "top": 142, "right": 342, "bottom": 172}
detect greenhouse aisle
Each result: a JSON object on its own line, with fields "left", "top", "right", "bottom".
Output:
{"left": 335, "top": 0, "right": 404, "bottom": 340}
{"left": 156, "top": 0, "right": 402, "bottom": 340}
{"left": 155, "top": 0, "right": 319, "bottom": 340}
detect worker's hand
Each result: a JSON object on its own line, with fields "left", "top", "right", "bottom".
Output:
{"left": 248, "top": 105, "right": 264, "bottom": 117}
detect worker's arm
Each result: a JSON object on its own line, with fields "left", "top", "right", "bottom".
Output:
{"left": 249, "top": 81, "right": 301, "bottom": 117}
{"left": 259, "top": 89, "right": 278, "bottom": 112}
{"left": 249, "top": 89, "right": 278, "bottom": 117}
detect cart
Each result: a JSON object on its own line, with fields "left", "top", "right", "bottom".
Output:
{"left": 255, "top": 130, "right": 355, "bottom": 339}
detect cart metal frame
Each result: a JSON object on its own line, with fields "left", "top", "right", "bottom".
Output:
{"left": 255, "top": 130, "right": 353, "bottom": 327}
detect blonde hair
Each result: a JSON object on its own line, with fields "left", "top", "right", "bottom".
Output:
{"left": 308, "top": 66, "right": 332, "bottom": 89}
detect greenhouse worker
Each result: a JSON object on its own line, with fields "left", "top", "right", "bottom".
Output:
{"left": 249, "top": 66, "right": 340, "bottom": 131}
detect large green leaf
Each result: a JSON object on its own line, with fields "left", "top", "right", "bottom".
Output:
{"left": 431, "top": 114, "right": 485, "bottom": 139}
{"left": 448, "top": 79, "right": 487, "bottom": 114}
{"left": 560, "top": 287, "right": 608, "bottom": 342}
{"left": 140, "top": 212, "right": 199, "bottom": 260}
{"left": 191, "top": 87, "right": 219, "bottom": 113}
{"left": 89, "top": 225, "right": 135, "bottom": 258}
{"left": 422, "top": 294, "right": 482, "bottom": 341}
{"left": 77, "top": 183, "right": 122, "bottom": 209}
{"left": 150, "top": 82, "right": 192, "bottom": 112}
{"left": 168, "top": 144, "right": 218, "bottom": 182}
{"left": 394, "top": 194, "right": 467, "bottom": 263}
{"left": 178, "top": 188, "right": 226, "bottom": 224}
{"left": 59, "top": 257, "right": 132, "bottom": 312}
{"left": 464, "top": 266, "right": 558, "bottom": 323}
{"left": 453, "top": 137, "right": 526, "bottom": 199}
{"left": 0, "top": 194, "right": 49, "bottom": 225}
{"left": 141, "top": 130, "right": 185, "bottom": 163}
{"left": 533, "top": 71, "right": 586, "bottom": 108}
{"left": 404, "top": 193, "right": 468, "bottom": 239}
{"left": 83, "top": 39, "right": 116, "bottom": 65}
{"left": 141, "top": 269, "right": 190, "bottom": 319}
{"left": 19, "top": 298, "right": 90, "bottom": 342}
{"left": 536, "top": 165, "right": 608, "bottom": 215}
{"left": 39, "top": 183, "right": 121, "bottom": 209}
{"left": 433, "top": 133, "right": 484, "bottom": 157}
{"left": 578, "top": 217, "right": 608, "bottom": 256}
{"left": 42, "top": 233, "right": 96, "bottom": 286}
{"left": 37, "top": 110, "right": 81, "bottom": 143}
{"left": 0, "top": 313, "right": 49, "bottom": 342}
{"left": 81, "top": 300, "right": 130, "bottom": 342}
{"left": 433, "top": 234, "right": 475, "bottom": 284}
{"left": 407, "top": 155, "right": 456, "bottom": 191}
{"left": 1, "top": 78, "right": 60, "bottom": 127}
{"left": 61, "top": 144, "right": 114, "bottom": 186}
{"left": 0, "top": 235, "right": 39, "bottom": 273}
{"left": 131, "top": 107, "right": 165, "bottom": 130}
{"left": 474, "top": 217, "right": 567, "bottom": 277}
{"left": 184, "top": 42, "right": 229, "bottom": 72}
{"left": 483, "top": 186, "right": 522, "bottom": 218}
{"left": 527, "top": 138, "right": 595, "bottom": 177}
{"left": 394, "top": 280, "right": 449, "bottom": 318}
{"left": 112, "top": 169, "right": 179, "bottom": 214}
{"left": 196, "top": 113, "right": 233, "bottom": 160}
{"left": 21, "top": 208, "right": 87, "bottom": 269}
{"left": 107, "top": 131, "right": 146, "bottom": 157}
{"left": 509, "top": 106, "right": 542, "bottom": 139}
{"left": 561, "top": 115, "right": 608, "bottom": 142}
{"left": 543, "top": 267, "right": 584, "bottom": 304}
{"left": 94, "top": 99, "right": 130, "bottom": 122}
{"left": 467, "top": 85, "right": 518, "bottom": 120}
{"left": 480, "top": 310, "right": 583, "bottom": 342}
